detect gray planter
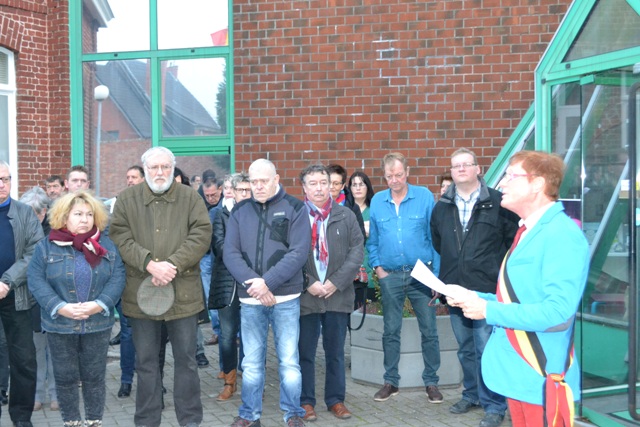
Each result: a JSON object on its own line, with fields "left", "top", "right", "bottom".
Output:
{"left": 350, "top": 311, "right": 462, "bottom": 388}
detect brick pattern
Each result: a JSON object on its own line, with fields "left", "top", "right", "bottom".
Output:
{"left": 233, "top": 0, "right": 571, "bottom": 196}
{"left": 0, "top": 0, "right": 71, "bottom": 193}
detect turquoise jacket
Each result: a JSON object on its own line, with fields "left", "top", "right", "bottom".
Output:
{"left": 478, "top": 202, "right": 589, "bottom": 405}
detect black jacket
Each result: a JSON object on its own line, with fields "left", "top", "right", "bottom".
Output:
{"left": 208, "top": 206, "right": 236, "bottom": 309}
{"left": 430, "top": 178, "right": 519, "bottom": 294}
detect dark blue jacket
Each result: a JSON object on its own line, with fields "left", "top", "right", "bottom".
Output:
{"left": 27, "top": 235, "right": 125, "bottom": 334}
{"left": 224, "top": 185, "right": 311, "bottom": 298}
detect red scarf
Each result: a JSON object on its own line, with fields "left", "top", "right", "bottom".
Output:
{"left": 49, "top": 226, "right": 108, "bottom": 268}
{"left": 335, "top": 191, "right": 346, "bottom": 206}
{"left": 305, "top": 197, "right": 331, "bottom": 269}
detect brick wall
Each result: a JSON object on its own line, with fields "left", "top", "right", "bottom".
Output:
{"left": 0, "top": 0, "right": 71, "bottom": 193}
{"left": 233, "top": 0, "right": 571, "bottom": 196}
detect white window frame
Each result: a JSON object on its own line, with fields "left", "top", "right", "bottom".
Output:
{"left": 0, "top": 47, "right": 17, "bottom": 199}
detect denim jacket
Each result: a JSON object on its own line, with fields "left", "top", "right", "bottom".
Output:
{"left": 27, "top": 235, "right": 126, "bottom": 334}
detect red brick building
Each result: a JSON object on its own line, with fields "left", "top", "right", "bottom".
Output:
{"left": 0, "top": 0, "right": 572, "bottom": 198}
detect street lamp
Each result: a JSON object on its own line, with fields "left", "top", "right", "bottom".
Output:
{"left": 94, "top": 85, "right": 109, "bottom": 197}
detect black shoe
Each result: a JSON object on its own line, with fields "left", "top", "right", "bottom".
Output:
{"left": 0, "top": 389, "right": 7, "bottom": 405}
{"left": 117, "top": 383, "right": 132, "bottom": 398}
{"left": 479, "top": 413, "right": 505, "bottom": 427}
{"left": 373, "top": 383, "right": 399, "bottom": 401}
{"left": 109, "top": 331, "right": 121, "bottom": 346}
{"left": 450, "top": 399, "right": 480, "bottom": 414}
{"left": 196, "top": 353, "right": 209, "bottom": 368}
{"left": 14, "top": 422, "right": 34, "bottom": 427}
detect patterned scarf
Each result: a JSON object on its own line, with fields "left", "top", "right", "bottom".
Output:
{"left": 305, "top": 196, "right": 332, "bottom": 269}
{"left": 334, "top": 191, "right": 346, "bottom": 206}
{"left": 49, "top": 225, "right": 108, "bottom": 268}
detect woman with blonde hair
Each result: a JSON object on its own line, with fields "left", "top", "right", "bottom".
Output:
{"left": 27, "top": 191, "right": 125, "bottom": 427}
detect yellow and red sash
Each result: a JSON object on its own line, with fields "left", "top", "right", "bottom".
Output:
{"left": 496, "top": 254, "right": 575, "bottom": 427}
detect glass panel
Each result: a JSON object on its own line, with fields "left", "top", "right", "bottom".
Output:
{"left": 84, "top": 60, "right": 153, "bottom": 198}
{"left": 579, "top": 69, "right": 638, "bottom": 393}
{"left": 158, "top": 0, "right": 229, "bottom": 50}
{"left": 86, "top": 0, "right": 150, "bottom": 54}
{"left": 0, "top": 95, "right": 8, "bottom": 162}
{"left": 160, "top": 58, "right": 226, "bottom": 137}
{"left": 174, "top": 154, "right": 231, "bottom": 188}
{"left": 564, "top": 0, "right": 640, "bottom": 62}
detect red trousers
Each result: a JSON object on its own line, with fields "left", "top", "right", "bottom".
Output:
{"left": 508, "top": 398, "right": 544, "bottom": 427}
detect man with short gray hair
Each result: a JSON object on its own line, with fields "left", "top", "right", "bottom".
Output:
{"left": 0, "top": 161, "right": 44, "bottom": 427}
{"left": 110, "top": 147, "right": 212, "bottom": 427}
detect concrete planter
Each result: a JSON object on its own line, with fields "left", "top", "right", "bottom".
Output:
{"left": 350, "top": 311, "right": 462, "bottom": 388}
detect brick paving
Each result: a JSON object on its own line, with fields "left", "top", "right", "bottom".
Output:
{"left": 29, "top": 323, "right": 513, "bottom": 427}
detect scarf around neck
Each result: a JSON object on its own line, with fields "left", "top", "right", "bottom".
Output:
{"left": 49, "top": 225, "right": 108, "bottom": 268}
{"left": 335, "top": 191, "right": 346, "bottom": 206}
{"left": 305, "top": 196, "right": 332, "bottom": 269}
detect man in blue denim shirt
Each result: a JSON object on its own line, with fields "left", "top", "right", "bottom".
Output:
{"left": 366, "top": 152, "right": 442, "bottom": 404}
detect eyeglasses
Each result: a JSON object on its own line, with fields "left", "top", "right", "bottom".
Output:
{"left": 146, "top": 164, "right": 173, "bottom": 173}
{"left": 351, "top": 182, "right": 366, "bottom": 188}
{"left": 234, "top": 188, "right": 251, "bottom": 194}
{"left": 0, "top": 176, "right": 10, "bottom": 185}
{"left": 501, "top": 172, "right": 537, "bottom": 182}
{"left": 450, "top": 163, "right": 476, "bottom": 171}
{"left": 330, "top": 181, "right": 344, "bottom": 187}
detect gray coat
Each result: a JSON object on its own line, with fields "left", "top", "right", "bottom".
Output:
{"left": 2, "top": 199, "right": 45, "bottom": 311}
{"left": 300, "top": 202, "right": 364, "bottom": 316}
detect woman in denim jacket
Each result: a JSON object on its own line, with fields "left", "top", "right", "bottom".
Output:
{"left": 27, "top": 191, "right": 125, "bottom": 427}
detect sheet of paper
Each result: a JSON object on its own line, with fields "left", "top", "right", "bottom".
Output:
{"left": 410, "top": 260, "right": 467, "bottom": 299}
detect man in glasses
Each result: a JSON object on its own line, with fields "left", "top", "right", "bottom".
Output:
{"left": 430, "top": 148, "right": 518, "bottom": 427}
{"left": 0, "top": 161, "right": 44, "bottom": 426}
{"left": 367, "top": 152, "right": 443, "bottom": 405}
{"left": 110, "top": 147, "right": 212, "bottom": 427}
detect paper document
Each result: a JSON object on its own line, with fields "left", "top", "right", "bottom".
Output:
{"left": 410, "top": 260, "right": 467, "bottom": 299}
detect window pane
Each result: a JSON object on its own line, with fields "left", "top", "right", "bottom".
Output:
{"left": 84, "top": 60, "right": 153, "bottom": 198}
{"left": 158, "top": 0, "right": 228, "bottom": 50}
{"left": 0, "top": 95, "right": 8, "bottom": 162}
{"left": 564, "top": 0, "right": 640, "bottom": 62}
{"left": 175, "top": 155, "right": 231, "bottom": 188}
{"left": 160, "top": 58, "right": 226, "bottom": 137}
{"left": 86, "top": 0, "right": 150, "bottom": 54}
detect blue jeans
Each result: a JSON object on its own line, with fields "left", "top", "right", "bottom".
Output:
{"left": 116, "top": 301, "right": 136, "bottom": 384}
{"left": 131, "top": 315, "right": 202, "bottom": 427}
{"left": 299, "top": 312, "right": 348, "bottom": 409}
{"left": 379, "top": 271, "right": 440, "bottom": 387}
{"left": 47, "top": 330, "right": 110, "bottom": 422}
{"left": 34, "top": 332, "right": 57, "bottom": 402}
{"left": 200, "top": 254, "right": 220, "bottom": 336}
{"left": 449, "top": 306, "right": 506, "bottom": 415}
{"left": 239, "top": 299, "right": 305, "bottom": 423}
{"left": 218, "top": 292, "right": 241, "bottom": 373}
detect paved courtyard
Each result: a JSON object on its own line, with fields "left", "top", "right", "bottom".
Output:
{"left": 28, "top": 322, "right": 512, "bottom": 427}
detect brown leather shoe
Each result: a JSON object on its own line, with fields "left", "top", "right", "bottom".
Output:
{"left": 329, "top": 402, "right": 352, "bottom": 419}
{"left": 373, "top": 383, "right": 399, "bottom": 401}
{"left": 217, "top": 370, "right": 237, "bottom": 401}
{"left": 301, "top": 403, "right": 317, "bottom": 421}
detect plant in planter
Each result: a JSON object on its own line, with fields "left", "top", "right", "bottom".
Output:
{"left": 350, "top": 278, "right": 462, "bottom": 388}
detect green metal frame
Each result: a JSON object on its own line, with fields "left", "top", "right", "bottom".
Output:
{"left": 69, "top": 0, "right": 235, "bottom": 167}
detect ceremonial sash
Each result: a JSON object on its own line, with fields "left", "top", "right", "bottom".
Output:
{"left": 496, "top": 253, "right": 575, "bottom": 427}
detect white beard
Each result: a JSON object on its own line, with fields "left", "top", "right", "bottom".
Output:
{"left": 146, "top": 175, "right": 172, "bottom": 194}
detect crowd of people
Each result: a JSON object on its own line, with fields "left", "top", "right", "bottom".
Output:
{"left": 0, "top": 147, "right": 588, "bottom": 427}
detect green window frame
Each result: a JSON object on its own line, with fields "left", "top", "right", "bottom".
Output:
{"left": 69, "top": 0, "right": 234, "bottom": 166}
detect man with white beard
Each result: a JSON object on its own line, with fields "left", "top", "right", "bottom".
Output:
{"left": 110, "top": 147, "right": 212, "bottom": 427}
